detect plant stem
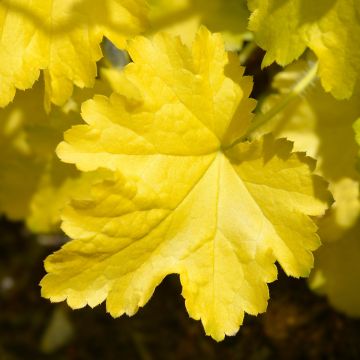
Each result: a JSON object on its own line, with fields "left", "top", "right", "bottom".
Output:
{"left": 225, "top": 61, "right": 318, "bottom": 150}
{"left": 239, "top": 41, "right": 258, "bottom": 65}
{"left": 248, "top": 61, "right": 318, "bottom": 135}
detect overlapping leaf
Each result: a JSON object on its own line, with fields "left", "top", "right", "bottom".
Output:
{"left": 248, "top": 0, "right": 360, "bottom": 99}
{"left": 0, "top": 0, "right": 148, "bottom": 109}
{"left": 255, "top": 61, "right": 360, "bottom": 315}
{"left": 0, "top": 76, "right": 111, "bottom": 232}
{"left": 309, "top": 118, "right": 360, "bottom": 317}
{"left": 41, "top": 28, "right": 329, "bottom": 340}
{"left": 256, "top": 60, "right": 360, "bottom": 235}
{"left": 309, "top": 220, "right": 360, "bottom": 318}
{"left": 149, "top": 0, "right": 249, "bottom": 49}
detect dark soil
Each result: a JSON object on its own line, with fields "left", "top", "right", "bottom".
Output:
{"left": 1, "top": 218, "right": 360, "bottom": 360}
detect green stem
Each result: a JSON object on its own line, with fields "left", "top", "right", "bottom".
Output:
{"left": 225, "top": 61, "right": 318, "bottom": 150}
{"left": 239, "top": 40, "right": 257, "bottom": 65}
{"left": 239, "top": 41, "right": 258, "bottom": 65}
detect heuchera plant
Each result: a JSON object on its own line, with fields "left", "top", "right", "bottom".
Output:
{"left": 0, "top": 0, "right": 359, "bottom": 341}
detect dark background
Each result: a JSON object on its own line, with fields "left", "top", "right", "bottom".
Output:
{"left": 1, "top": 218, "right": 360, "bottom": 360}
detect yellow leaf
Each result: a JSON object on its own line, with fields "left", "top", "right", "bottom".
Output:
{"left": 0, "top": 0, "right": 148, "bottom": 108}
{"left": 41, "top": 28, "right": 329, "bottom": 340}
{"left": 255, "top": 60, "right": 360, "bottom": 237}
{"left": 256, "top": 60, "right": 360, "bottom": 317}
{"left": 149, "top": 0, "right": 249, "bottom": 50}
{"left": 0, "top": 76, "right": 112, "bottom": 232}
{"left": 248, "top": 0, "right": 360, "bottom": 99}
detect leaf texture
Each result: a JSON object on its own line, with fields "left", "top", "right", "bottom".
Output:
{"left": 248, "top": 0, "right": 360, "bottom": 99}
{"left": 41, "top": 28, "right": 329, "bottom": 340}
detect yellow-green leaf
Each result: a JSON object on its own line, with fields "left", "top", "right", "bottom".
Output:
{"left": 248, "top": 0, "right": 360, "bottom": 99}
{"left": 0, "top": 76, "right": 111, "bottom": 232}
{"left": 354, "top": 118, "right": 360, "bottom": 169}
{"left": 41, "top": 28, "right": 329, "bottom": 341}
{"left": 310, "top": 186, "right": 360, "bottom": 316}
{"left": 355, "top": 119, "right": 360, "bottom": 142}
{"left": 256, "top": 60, "right": 360, "bottom": 316}
{"left": 0, "top": 0, "right": 148, "bottom": 108}
{"left": 255, "top": 60, "right": 360, "bottom": 236}
{"left": 149, "top": 0, "right": 249, "bottom": 50}
{"left": 309, "top": 219, "right": 360, "bottom": 318}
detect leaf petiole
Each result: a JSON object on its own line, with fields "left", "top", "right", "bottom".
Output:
{"left": 239, "top": 40, "right": 257, "bottom": 65}
{"left": 225, "top": 61, "right": 318, "bottom": 150}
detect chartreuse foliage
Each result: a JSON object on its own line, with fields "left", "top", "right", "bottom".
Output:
{"left": 40, "top": 28, "right": 330, "bottom": 341}
{"left": 354, "top": 118, "right": 360, "bottom": 164}
{"left": 310, "top": 222, "right": 360, "bottom": 318}
{"left": 255, "top": 61, "right": 360, "bottom": 316}
{"left": 256, "top": 61, "right": 360, "bottom": 232}
{"left": 0, "top": 0, "right": 357, "bottom": 343}
{"left": 0, "top": 0, "right": 148, "bottom": 109}
{"left": 148, "top": 0, "right": 249, "bottom": 49}
{"left": 311, "top": 119, "right": 360, "bottom": 316}
{"left": 248, "top": 0, "right": 360, "bottom": 99}
{"left": 309, "top": 118, "right": 360, "bottom": 317}
{"left": 0, "top": 75, "right": 112, "bottom": 232}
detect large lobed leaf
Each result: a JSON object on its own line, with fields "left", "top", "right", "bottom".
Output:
{"left": 248, "top": 0, "right": 360, "bottom": 99}
{"left": 41, "top": 28, "right": 329, "bottom": 340}
{"left": 0, "top": 0, "right": 148, "bottom": 109}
